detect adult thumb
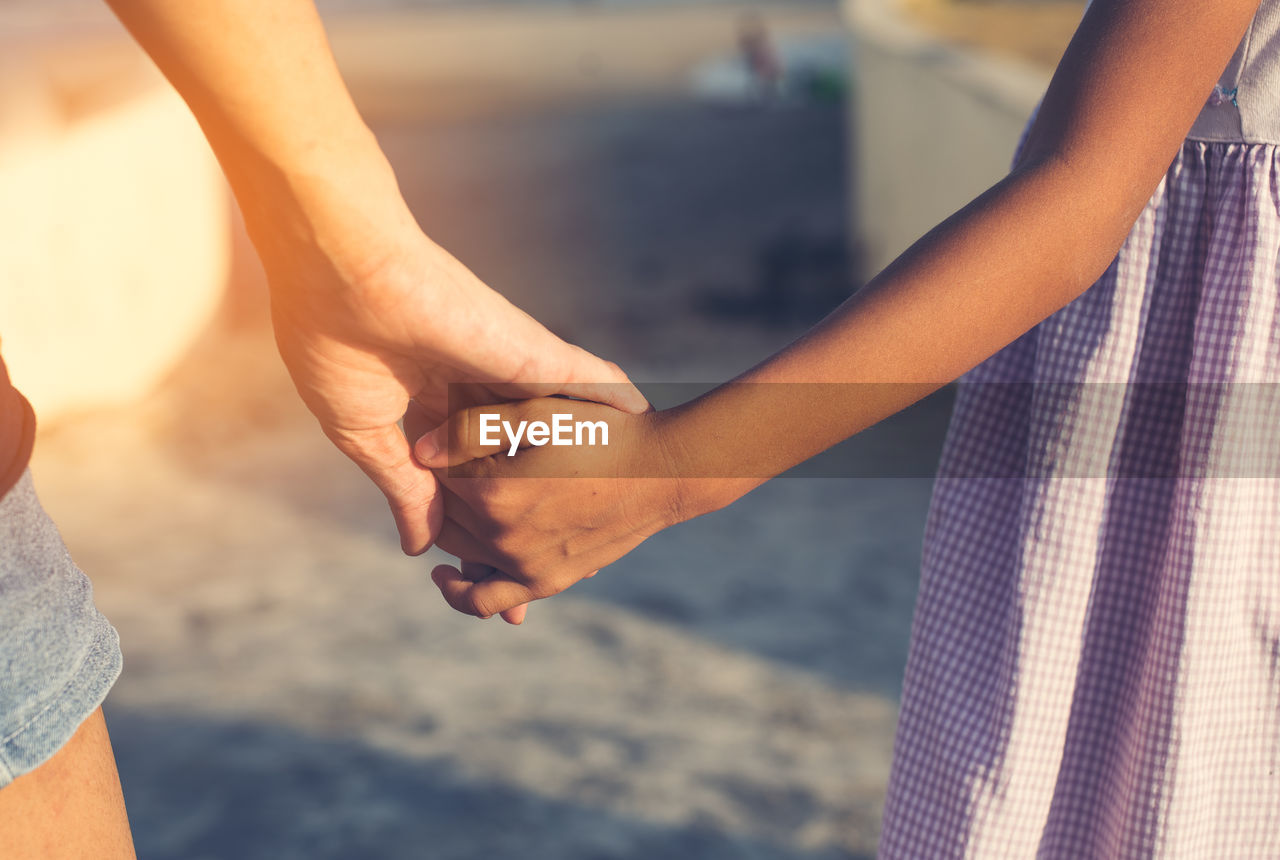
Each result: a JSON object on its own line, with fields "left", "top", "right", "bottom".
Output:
{"left": 553, "top": 344, "right": 650, "bottom": 414}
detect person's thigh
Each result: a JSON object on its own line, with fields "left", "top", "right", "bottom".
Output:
{"left": 0, "top": 466, "right": 129, "bottom": 857}
{"left": 0, "top": 707, "right": 134, "bottom": 859}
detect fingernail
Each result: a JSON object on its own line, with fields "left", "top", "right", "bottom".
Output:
{"left": 414, "top": 430, "right": 440, "bottom": 465}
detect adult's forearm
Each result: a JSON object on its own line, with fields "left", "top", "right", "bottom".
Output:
{"left": 105, "top": 0, "right": 376, "bottom": 176}
{"left": 104, "top": 0, "right": 405, "bottom": 260}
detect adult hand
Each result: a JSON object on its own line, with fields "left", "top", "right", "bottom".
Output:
{"left": 414, "top": 398, "right": 689, "bottom": 620}
{"left": 256, "top": 182, "right": 648, "bottom": 557}
{"left": 100, "top": 0, "right": 647, "bottom": 558}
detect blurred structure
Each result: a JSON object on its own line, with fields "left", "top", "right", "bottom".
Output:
{"left": 0, "top": 4, "right": 228, "bottom": 422}
{"left": 843, "top": 0, "right": 1049, "bottom": 275}
{"left": 739, "top": 13, "right": 784, "bottom": 98}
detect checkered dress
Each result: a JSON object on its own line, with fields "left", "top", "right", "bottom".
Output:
{"left": 879, "top": 7, "right": 1280, "bottom": 857}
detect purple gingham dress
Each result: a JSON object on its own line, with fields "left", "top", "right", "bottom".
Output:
{"left": 879, "top": 5, "right": 1280, "bottom": 857}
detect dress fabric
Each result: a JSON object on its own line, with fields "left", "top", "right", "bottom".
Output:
{"left": 879, "top": 6, "right": 1280, "bottom": 858}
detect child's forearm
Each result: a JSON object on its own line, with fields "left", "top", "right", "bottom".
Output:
{"left": 664, "top": 159, "right": 1182, "bottom": 518}
{"left": 660, "top": 0, "right": 1260, "bottom": 521}
{"left": 422, "top": 0, "right": 1261, "bottom": 621}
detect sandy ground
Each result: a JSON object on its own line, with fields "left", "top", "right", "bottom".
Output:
{"left": 29, "top": 4, "right": 950, "bottom": 857}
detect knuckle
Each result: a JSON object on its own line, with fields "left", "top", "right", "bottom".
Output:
{"left": 443, "top": 588, "right": 471, "bottom": 616}
{"left": 469, "top": 592, "right": 498, "bottom": 619}
{"left": 448, "top": 409, "right": 472, "bottom": 457}
{"left": 528, "top": 578, "right": 562, "bottom": 601}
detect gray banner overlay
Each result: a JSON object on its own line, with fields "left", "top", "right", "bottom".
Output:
{"left": 442, "top": 383, "right": 1280, "bottom": 479}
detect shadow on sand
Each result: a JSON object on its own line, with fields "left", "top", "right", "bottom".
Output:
{"left": 111, "top": 709, "right": 873, "bottom": 860}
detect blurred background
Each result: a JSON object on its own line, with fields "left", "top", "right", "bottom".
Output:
{"left": 0, "top": 0, "right": 1080, "bottom": 857}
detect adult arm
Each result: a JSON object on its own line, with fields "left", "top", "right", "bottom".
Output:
{"left": 103, "top": 0, "right": 647, "bottom": 554}
{"left": 419, "top": 0, "right": 1262, "bottom": 617}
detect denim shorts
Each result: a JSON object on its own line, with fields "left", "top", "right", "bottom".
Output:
{"left": 0, "top": 469, "right": 122, "bottom": 786}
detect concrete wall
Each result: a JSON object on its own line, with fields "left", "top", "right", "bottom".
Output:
{"left": 844, "top": 0, "right": 1049, "bottom": 277}
{"left": 0, "top": 29, "right": 229, "bottom": 424}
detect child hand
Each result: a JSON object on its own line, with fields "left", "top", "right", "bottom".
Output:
{"left": 414, "top": 398, "right": 687, "bottom": 621}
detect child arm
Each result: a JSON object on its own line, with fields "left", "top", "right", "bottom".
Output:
{"left": 421, "top": 0, "right": 1262, "bottom": 618}
{"left": 668, "top": 0, "right": 1265, "bottom": 511}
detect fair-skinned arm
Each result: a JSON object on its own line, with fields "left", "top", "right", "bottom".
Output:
{"left": 417, "top": 0, "right": 1261, "bottom": 619}
{"left": 102, "top": 0, "right": 648, "bottom": 556}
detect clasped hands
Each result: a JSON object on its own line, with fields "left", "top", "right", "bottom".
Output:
{"left": 406, "top": 395, "right": 689, "bottom": 625}
{"left": 251, "top": 166, "right": 697, "bottom": 625}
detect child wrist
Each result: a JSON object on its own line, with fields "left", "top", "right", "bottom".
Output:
{"left": 645, "top": 423, "right": 753, "bottom": 523}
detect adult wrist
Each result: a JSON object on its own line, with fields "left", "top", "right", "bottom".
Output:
{"left": 224, "top": 131, "right": 422, "bottom": 300}
{"left": 227, "top": 128, "right": 401, "bottom": 231}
